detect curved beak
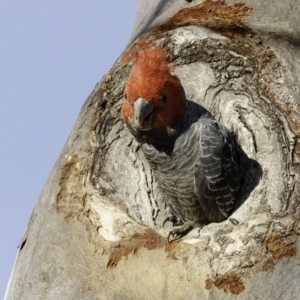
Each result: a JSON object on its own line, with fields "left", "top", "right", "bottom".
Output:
{"left": 133, "top": 97, "right": 153, "bottom": 131}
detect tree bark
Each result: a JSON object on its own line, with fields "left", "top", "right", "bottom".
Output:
{"left": 5, "top": 1, "right": 300, "bottom": 299}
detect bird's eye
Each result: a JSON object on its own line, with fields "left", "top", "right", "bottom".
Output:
{"left": 162, "top": 95, "right": 167, "bottom": 103}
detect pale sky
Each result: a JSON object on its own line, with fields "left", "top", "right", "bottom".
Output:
{"left": 0, "top": 1, "right": 137, "bottom": 296}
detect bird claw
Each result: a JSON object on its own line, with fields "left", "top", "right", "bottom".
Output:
{"left": 167, "top": 230, "right": 183, "bottom": 243}
{"left": 162, "top": 214, "right": 180, "bottom": 228}
{"left": 166, "top": 221, "right": 196, "bottom": 243}
{"left": 162, "top": 217, "right": 169, "bottom": 228}
{"left": 229, "top": 218, "right": 239, "bottom": 225}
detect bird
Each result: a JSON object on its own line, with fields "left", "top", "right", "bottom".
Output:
{"left": 122, "top": 44, "right": 242, "bottom": 242}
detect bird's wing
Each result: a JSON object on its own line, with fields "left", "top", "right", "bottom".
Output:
{"left": 194, "top": 118, "right": 241, "bottom": 222}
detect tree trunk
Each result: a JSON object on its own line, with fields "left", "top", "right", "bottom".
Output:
{"left": 5, "top": 1, "right": 300, "bottom": 299}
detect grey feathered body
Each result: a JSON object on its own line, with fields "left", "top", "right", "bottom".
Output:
{"left": 128, "top": 100, "right": 241, "bottom": 226}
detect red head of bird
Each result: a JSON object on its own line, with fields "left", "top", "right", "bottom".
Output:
{"left": 122, "top": 45, "right": 187, "bottom": 132}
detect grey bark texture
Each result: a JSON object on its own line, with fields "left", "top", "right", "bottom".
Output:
{"left": 5, "top": 0, "right": 300, "bottom": 299}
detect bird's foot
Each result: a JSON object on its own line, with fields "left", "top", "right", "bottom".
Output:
{"left": 167, "top": 221, "right": 196, "bottom": 243}
{"left": 162, "top": 213, "right": 182, "bottom": 228}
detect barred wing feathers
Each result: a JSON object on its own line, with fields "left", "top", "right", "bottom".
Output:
{"left": 195, "top": 119, "right": 241, "bottom": 223}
